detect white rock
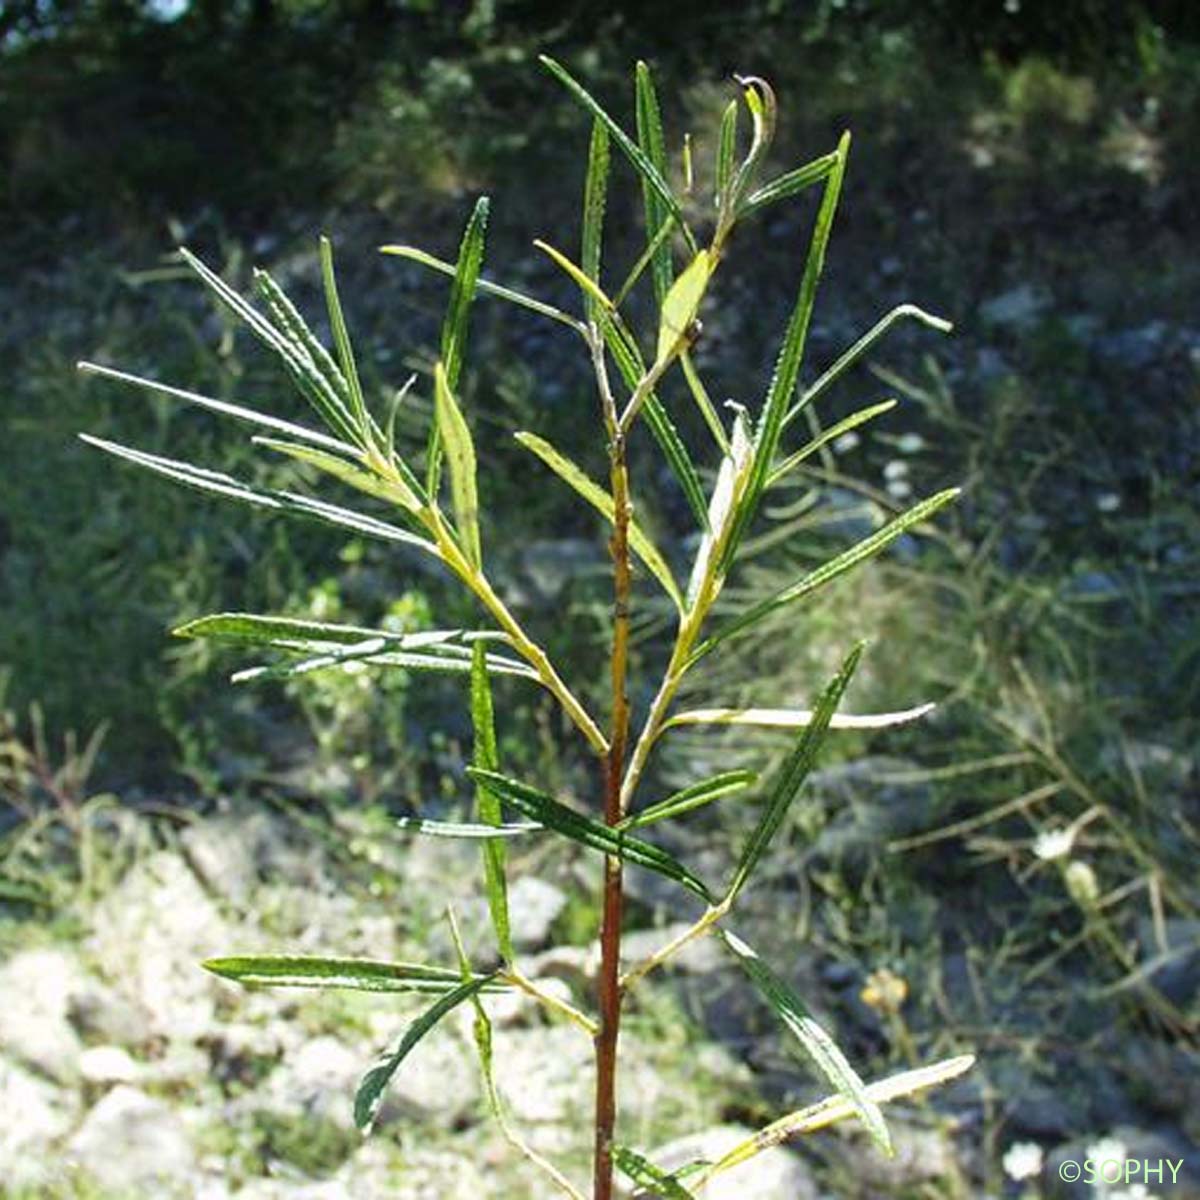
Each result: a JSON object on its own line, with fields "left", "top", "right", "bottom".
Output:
{"left": 78, "top": 1044, "right": 139, "bottom": 1085}
{"left": 0, "top": 1057, "right": 78, "bottom": 1187}
{"left": 507, "top": 876, "right": 568, "bottom": 950}
{"left": 0, "top": 948, "right": 86, "bottom": 1082}
{"left": 65, "top": 1085, "right": 196, "bottom": 1192}
{"left": 89, "top": 850, "right": 231, "bottom": 1041}
{"left": 649, "top": 1124, "right": 819, "bottom": 1199}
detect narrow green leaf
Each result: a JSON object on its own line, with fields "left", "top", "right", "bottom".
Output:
{"left": 173, "top": 612, "right": 460, "bottom": 650}
{"left": 635, "top": 60, "right": 674, "bottom": 305}
{"left": 540, "top": 55, "right": 696, "bottom": 254}
{"left": 379, "top": 245, "right": 583, "bottom": 332}
{"left": 715, "top": 98, "right": 739, "bottom": 208}
{"left": 717, "top": 930, "right": 892, "bottom": 1154}
{"left": 319, "top": 235, "right": 370, "bottom": 439}
{"left": 397, "top": 818, "right": 542, "bottom": 839}
{"left": 695, "top": 489, "right": 960, "bottom": 661}
{"left": 468, "top": 768, "right": 713, "bottom": 901}
{"left": 742, "top": 151, "right": 839, "bottom": 217}
{"left": 79, "top": 435, "right": 441, "bottom": 557}
{"left": 614, "top": 1146, "right": 697, "bottom": 1199}
{"left": 181, "top": 249, "right": 358, "bottom": 445}
{"left": 665, "top": 701, "right": 933, "bottom": 733}
{"left": 231, "top": 640, "right": 536, "bottom": 685}
{"left": 725, "top": 643, "right": 863, "bottom": 903}
{"left": 679, "top": 352, "right": 729, "bottom": 452}
{"left": 655, "top": 250, "right": 711, "bottom": 364}
{"left": 355, "top": 974, "right": 496, "bottom": 1131}
{"left": 768, "top": 400, "right": 898, "bottom": 486}
{"left": 534, "top": 239, "right": 614, "bottom": 313}
{"left": 722, "top": 133, "right": 850, "bottom": 570}
{"left": 601, "top": 320, "right": 708, "bottom": 528}
{"left": 619, "top": 770, "right": 758, "bottom": 831}
{"left": 514, "top": 431, "right": 684, "bottom": 611}
{"left": 435, "top": 362, "right": 482, "bottom": 568}
{"left": 782, "top": 304, "right": 953, "bottom": 431}
{"left": 581, "top": 118, "right": 610, "bottom": 322}
{"left": 441, "top": 198, "right": 490, "bottom": 391}
{"left": 711, "top": 1055, "right": 975, "bottom": 1174}
{"left": 427, "top": 198, "right": 489, "bottom": 494}
{"left": 202, "top": 954, "right": 505, "bottom": 995}
{"left": 472, "top": 642, "right": 513, "bottom": 961}
{"left": 254, "top": 437, "right": 423, "bottom": 512}
{"left": 727, "top": 76, "right": 778, "bottom": 213}
{"left": 76, "top": 362, "right": 357, "bottom": 456}
{"left": 250, "top": 266, "right": 364, "bottom": 446}
{"left": 613, "top": 213, "right": 678, "bottom": 309}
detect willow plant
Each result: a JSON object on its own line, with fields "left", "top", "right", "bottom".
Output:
{"left": 80, "top": 59, "right": 973, "bottom": 1199}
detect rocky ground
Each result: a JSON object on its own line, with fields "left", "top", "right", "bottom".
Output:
{"left": 2, "top": 765, "right": 1196, "bottom": 1199}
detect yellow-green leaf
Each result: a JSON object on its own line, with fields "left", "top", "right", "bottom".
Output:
{"left": 515, "top": 432, "right": 683, "bottom": 612}
{"left": 434, "top": 362, "right": 481, "bottom": 568}
{"left": 655, "top": 249, "right": 711, "bottom": 364}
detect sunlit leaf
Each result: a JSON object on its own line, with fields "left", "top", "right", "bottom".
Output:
{"left": 635, "top": 60, "right": 674, "bottom": 305}
{"left": 725, "top": 642, "right": 862, "bottom": 903}
{"left": 655, "top": 250, "right": 711, "bottom": 364}
{"left": 768, "top": 400, "right": 898, "bottom": 485}
{"left": 535, "top": 239, "right": 614, "bottom": 313}
{"left": 696, "top": 489, "right": 960, "bottom": 661}
{"left": 355, "top": 974, "right": 496, "bottom": 1131}
{"left": 173, "top": 612, "right": 460, "bottom": 650}
{"left": 319, "top": 234, "right": 371, "bottom": 439}
{"left": 714, "top": 98, "right": 739, "bottom": 208}
{"left": 428, "top": 198, "right": 489, "bottom": 494}
{"left": 435, "top": 362, "right": 482, "bottom": 568}
{"left": 253, "top": 437, "right": 423, "bottom": 512}
{"left": 721, "top": 133, "right": 849, "bottom": 569}
{"left": 379, "top": 245, "right": 582, "bottom": 332}
{"left": 76, "top": 361, "right": 356, "bottom": 456}
{"left": 79, "top": 435, "right": 440, "bottom": 556}
{"left": 514, "top": 431, "right": 684, "bottom": 611}
{"left": 742, "top": 151, "right": 839, "bottom": 217}
{"left": 471, "top": 642, "right": 513, "bottom": 961}
{"left": 540, "top": 55, "right": 696, "bottom": 254}
{"left": 717, "top": 930, "right": 892, "bottom": 1154}
{"left": 582, "top": 117, "right": 610, "bottom": 322}
{"left": 202, "top": 954, "right": 505, "bottom": 995}
{"left": 397, "top": 817, "right": 542, "bottom": 839}
{"left": 441, "top": 198, "right": 490, "bottom": 391}
{"left": 468, "top": 769, "right": 713, "bottom": 901}
{"left": 783, "top": 304, "right": 953, "bottom": 430}
{"left": 665, "top": 702, "right": 934, "bottom": 733}
{"left": 710, "top": 1055, "right": 975, "bottom": 1175}
{"left": 614, "top": 1146, "right": 696, "bottom": 1199}
{"left": 619, "top": 770, "right": 758, "bottom": 831}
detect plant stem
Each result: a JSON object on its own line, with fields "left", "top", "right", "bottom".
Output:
{"left": 593, "top": 334, "right": 633, "bottom": 1200}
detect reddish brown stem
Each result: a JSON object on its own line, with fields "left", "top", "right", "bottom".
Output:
{"left": 593, "top": 428, "right": 632, "bottom": 1200}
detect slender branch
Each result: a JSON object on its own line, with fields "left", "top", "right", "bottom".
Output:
{"left": 501, "top": 967, "right": 599, "bottom": 1037}
{"left": 620, "top": 899, "right": 730, "bottom": 991}
{"left": 591, "top": 330, "right": 633, "bottom": 1200}
{"left": 425, "top": 510, "right": 609, "bottom": 756}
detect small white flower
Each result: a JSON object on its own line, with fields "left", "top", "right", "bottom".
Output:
{"left": 833, "top": 431, "right": 860, "bottom": 454}
{"left": 883, "top": 458, "right": 910, "bottom": 480}
{"left": 1033, "top": 827, "right": 1075, "bottom": 861}
{"left": 1002, "top": 1141, "right": 1044, "bottom": 1181}
{"left": 897, "top": 433, "right": 926, "bottom": 453}
{"left": 1095, "top": 491, "right": 1121, "bottom": 513}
